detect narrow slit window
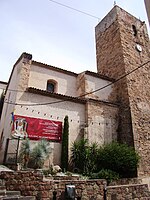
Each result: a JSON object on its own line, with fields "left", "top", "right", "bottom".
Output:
{"left": 132, "top": 25, "right": 137, "bottom": 36}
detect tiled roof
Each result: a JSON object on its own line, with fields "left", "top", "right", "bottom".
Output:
{"left": 27, "top": 87, "right": 86, "bottom": 104}
{"left": 27, "top": 87, "right": 118, "bottom": 107}
{"left": 32, "top": 61, "right": 115, "bottom": 82}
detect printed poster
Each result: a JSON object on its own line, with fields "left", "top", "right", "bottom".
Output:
{"left": 11, "top": 115, "right": 62, "bottom": 141}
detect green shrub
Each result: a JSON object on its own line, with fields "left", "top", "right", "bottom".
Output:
{"left": 71, "top": 139, "right": 139, "bottom": 179}
{"left": 42, "top": 167, "right": 53, "bottom": 176}
{"left": 90, "top": 169, "right": 119, "bottom": 184}
{"left": 28, "top": 139, "right": 52, "bottom": 169}
{"left": 97, "top": 142, "right": 139, "bottom": 178}
{"left": 71, "top": 138, "right": 89, "bottom": 174}
{"left": 71, "top": 139, "right": 98, "bottom": 175}
{"left": 19, "top": 139, "right": 52, "bottom": 169}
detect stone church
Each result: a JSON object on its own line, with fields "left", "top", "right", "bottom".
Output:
{"left": 0, "top": 6, "right": 149, "bottom": 177}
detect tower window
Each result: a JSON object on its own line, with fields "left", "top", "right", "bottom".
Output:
{"left": 132, "top": 25, "right": 137, "bottom": 36}
{"left": 47, "top": 80, "right": 57, "bottom": 93}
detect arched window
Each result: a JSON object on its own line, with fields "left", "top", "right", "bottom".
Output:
{"left": 47, "top": 80, "right": 57, "bottom": 93}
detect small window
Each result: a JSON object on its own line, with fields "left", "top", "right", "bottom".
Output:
{"left": 47, "top": 82, "right": 55, "bottom": 92}
{"left": 132, "top": 25, "right": 137, "bottom": 36}
{"left": 47, "top": 80, "right": 57, "bottom": 93}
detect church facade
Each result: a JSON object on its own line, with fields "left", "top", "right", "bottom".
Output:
{"left": 0, "top": 6, "right": 149, "bottom": 176}
{"left": 0, "top": 53, "right": 118, "bottom": 166}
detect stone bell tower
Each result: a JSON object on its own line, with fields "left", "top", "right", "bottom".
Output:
{"left": 95, "top": 6, "right": 150, "bottom": 176}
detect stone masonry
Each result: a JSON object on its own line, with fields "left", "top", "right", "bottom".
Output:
{"left": 0, "top": 171, "right": 150, "bottom": 200}
{"left": 95, "top": 6, "right": 150, "bottom": 176}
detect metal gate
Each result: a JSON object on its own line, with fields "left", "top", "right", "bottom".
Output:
{"left": 3, "top": 138, "right": 20, "bottom": 166}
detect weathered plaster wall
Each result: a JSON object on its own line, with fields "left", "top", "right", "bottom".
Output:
{"left": 84, "top": 74, "right": 113, "bottom": 101}
{"left": 77, "top": 72, "right": 114, "bottom": 102}
{"left": 86, "top": 101, "right": 118, "bottom": 145}
{"left": 29, "top": 64, "right": 77, "bottom": 97}
{"left": 0, "top": 54, "right": 32, "bottom": 163}
{"left": 12, "top": 91, "right": 86, "bottom": 165}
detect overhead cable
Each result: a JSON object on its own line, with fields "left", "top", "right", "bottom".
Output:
{"left": 3, "top": 60, "right": 150, "bottom": 106}
{"left": 48, "top": 0, "right": 100, "bottom": 20}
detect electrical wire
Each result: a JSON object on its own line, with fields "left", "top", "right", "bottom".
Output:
{"left": 3, "top": 60, "right": 150, "bottom": 106}
{"left": 48, "top": 0, "right": 100, "bottom": 20}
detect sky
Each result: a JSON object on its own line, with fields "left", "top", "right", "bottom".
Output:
{"left": 0, "top": 0, "right": 149, "bottom": 82}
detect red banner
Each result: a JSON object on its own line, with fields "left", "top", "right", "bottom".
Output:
{"left": 11, "top": 115, "right": 62, "bottom": 141}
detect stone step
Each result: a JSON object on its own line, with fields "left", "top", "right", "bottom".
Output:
{"left": 0, "top": 179, "right": 35, "bottom": 200}
{"left": 0, "top": 190, "right": 6, "bottom": 196}
{"left": 0, "top": 187, "right": 6, "bottom": 191}
{"left": 0, "top": 180, "right": 5, "bottom": 187}
{"left": 0, "top": 190, "right": 21, "bottom": 196}
{"left": 1, "top": 196, "right": 35, "bottom": 200}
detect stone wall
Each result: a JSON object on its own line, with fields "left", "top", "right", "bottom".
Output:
{"left": 107, "top": 184, "right": 150, "bottom": 200}
{"left": 144, "top": 0, "right": 150, "bottom": 25}
{"left": 0, "top": 171, "right": 150, "bottom": 200}
{"left": 0, "top": 171, "right": 106, "bottom": 200}
{"left": 117, "top": 6, "right": 150, "bottom": 177}
{"left": 95, "top": 6, "right": 134, "bottom": 147}
{"left": 95, "top": 5, "right": 150, "bottom": 176}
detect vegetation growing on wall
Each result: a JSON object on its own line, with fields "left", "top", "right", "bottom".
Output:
{"left": 61, "top": 115, "right": 69, "bottom": 172}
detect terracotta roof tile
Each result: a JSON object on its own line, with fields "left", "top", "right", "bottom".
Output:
{"left": 27, "top": 87, "right": 86, "bottom": 104}
{"left": 27, "top": 87, "right": 118, "bottom": 106}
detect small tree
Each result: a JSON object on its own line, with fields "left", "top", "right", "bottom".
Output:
{"left": 61, "top": 115, "right": 69, "bottom": 171}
